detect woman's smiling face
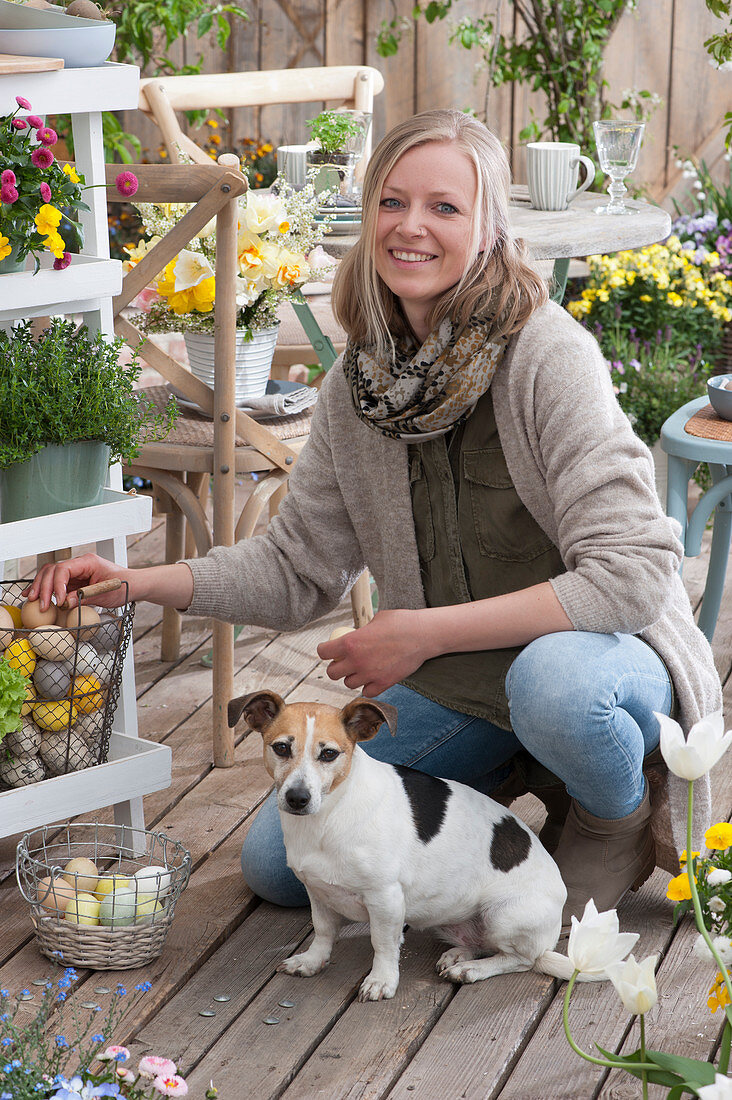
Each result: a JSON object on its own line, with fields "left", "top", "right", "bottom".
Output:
{"left": 374, "top": 140, "right": 482, "bottom": 343}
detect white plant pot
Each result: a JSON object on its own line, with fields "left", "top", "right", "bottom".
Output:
{"left": 184, "top": 326, "right": 279, "bottom": 402}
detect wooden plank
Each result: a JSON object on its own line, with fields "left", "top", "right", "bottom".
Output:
{"left": 365, "top": 0, "right": 416, "bottom": 139}
{"left": 0, "top": 53, "right": 63, "bottom": 73}
{"left": 227, "top": 0, "right": 264, "bottom": 156}
{"left": 259, "top": 0, "right": 327, "bottom": 149}
{"left": 325, "top": 0, "right": 364, "bottom": 67}
{"left": 415, "top": 0, "right": 486, "bottom": 117}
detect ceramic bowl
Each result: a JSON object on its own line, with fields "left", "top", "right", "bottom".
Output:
{"left": 707, "top": 375, "right": 732, "bottom": 420}
{"left": 0, "top": 23, "right": 115, "bottom": 67}
{"left": 0, "top": 0, "right": 103, "bottom": 28}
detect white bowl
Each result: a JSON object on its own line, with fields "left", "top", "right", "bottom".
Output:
{"left": 0, "top": 0, "right": 103, "bottom": 28}
{"left": 0, "top": 23, "right": 115, "bottom": 67}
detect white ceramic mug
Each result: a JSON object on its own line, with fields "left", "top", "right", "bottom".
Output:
{"left": 277, "top": 144, "right": 309, "bottom": 188}
{"left": 526, "top": 142, "right": 595, "bottom": 211}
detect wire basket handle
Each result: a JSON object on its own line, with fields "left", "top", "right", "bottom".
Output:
{"left": 58, "top": 579, "right": 122, "bottom": 610}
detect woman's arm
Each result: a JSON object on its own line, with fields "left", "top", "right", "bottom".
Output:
{"left": 318, "top": 581, "right": 572, "bottom": 696}
{"left": 25, "top": 555, "right": 194, "bottom": 612}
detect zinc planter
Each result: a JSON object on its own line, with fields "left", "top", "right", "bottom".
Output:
{"left": 184, "top": 326, "right": 279, "bottom": 403}
{"left": 0, "top": 441, "right": 110, "bottom": 522}
{"left": 0, "top": 245, "right": 25, "bottom": 275}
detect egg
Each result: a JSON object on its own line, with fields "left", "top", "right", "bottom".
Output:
{"left": 93, "top": 613, "right": 122, "bottom": 652}
{"left": 0, "top": 606, "right": 14, "bottom": 650}
{"left": 3, "top": 638, "right": 36, "bottom": 677}
{"left": 33, "top": 659, "right": 72, "bottom": 701}
{"left": 37, "top": 874, "right": 77, "bottom": 915}
{"left": 0, "top": 753, "right": 45, "bottom": 787}
{"left": 62, "top": 605, "right": 101, "bottom": 641}
{"left": 93, "top": 873, "right": 130, "bottom": 902}
{"left": 68, "top": 674, "right": 105, "bottom": 714}
{"left": 73, "top": 642, "right": 106, "bottom": 679}
{"left": 329, "top": 626, "right": 354, "bottom": 641}
{"left": 3, "top": 716, "right": 41, "bottom": 757}
{"left": 99, "top": 886, "right": 138, "bottom": 927}
{"left": 64, "top": 891, "right": 101, "bottom": 926}
{"left": 20, "top": 678, "right": 36, "bottom": 716}
{"left": 0, "top": 602, "right": 23, "bottom": 628}
{"left": 132, "top": 864, "right": 172, "bottom": 898}
{"left": 39, "top": 728, "right": 94, "bottom": 775}
{"left": 62, "top": 856, "right": 99, "bottom": 893}
{"left": 134, "top": 895, "right": 163, "bottom": 925}
{"left": 34, "top": 699, "right": 77, "bottom": 733}
{"left": 74, "top": 711, "right": 102, "bottom": 751}
{"left": 20, "top": 599, "right": 57, "bottom": 629}
{"left": 27, "top": 628, "right": 76, "bottom": 662}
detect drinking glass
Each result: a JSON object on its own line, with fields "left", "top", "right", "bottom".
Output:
{"left": 592, "top": 120, "right": 645, "bottom": 215}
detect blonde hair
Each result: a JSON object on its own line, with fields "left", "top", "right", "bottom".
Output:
{"left": 332, "top": 109, "right": 547, "bottom": 350}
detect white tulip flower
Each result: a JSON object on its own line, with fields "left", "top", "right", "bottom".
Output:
{"left": 567, "top": 899, "right": 639, "bottom": 975}
{"left": 654, "top": 710, "right": 732, "bottom": 780}
{"left": 698, "top": 1074, "right": 732, "bottom": 1099}
{"left": 605, "top": 953, "right": 658, "bottom": 1015}
{"left": 172, "top": 249, "right": 214, "bottom": 291}
{"left": 708, "top": 868, "right": 732, "bottom": 886}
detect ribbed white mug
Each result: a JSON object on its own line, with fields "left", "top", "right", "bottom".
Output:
{"left": 526, "top": 142, "right": 595, "bottom": 211}
{"left": 277, "top": 145, "right": 308, "bottom": 188}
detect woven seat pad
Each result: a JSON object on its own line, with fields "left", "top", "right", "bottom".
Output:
{"left": 142, "top": 385, "right": 313, "bottom": 447}
{"left": 685, "top": 403, "right": 732, "bottom": 443}
{"left": 276, "top": 296, "right": 347, "bottom": 346}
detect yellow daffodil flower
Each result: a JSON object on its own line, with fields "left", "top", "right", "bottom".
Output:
{"left": 240, "top": 192, "right": 289, "bottom": 236}
{"left": 273, "top": 248, "right": 310, "bottom": 288}
{"left": 157, "top": 258, "right": 215, "bottom": 314}
{"left": 708, "top": 971, "right": 732, "bottom": 1013}
{"left": 122, "top": 235, "right": 162, "bottom": 273}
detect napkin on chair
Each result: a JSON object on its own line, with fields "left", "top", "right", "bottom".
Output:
{"left": 240, "top": 379, "right": 319, "bottom": 418}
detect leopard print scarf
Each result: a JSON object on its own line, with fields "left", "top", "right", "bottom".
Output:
{"left": 343, "top": 315, "right": 508, "bottom": 441}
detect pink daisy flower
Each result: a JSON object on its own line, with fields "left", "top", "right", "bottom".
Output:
{"left": 0, "top": 183, "right": 18, "bottom": 204}
{"left": 37, "top": 126, "right": 57, "bottom": 146}
{"left": 115, "top": 170, "right": 139, "bottom": 197}
{"left": 1, "top": 169, "right": 16, "bottom": 186}
{"left": 139, "top": 1056, "right": 178, "bottom": 1079}
{"left": 26, "top": 115, "right": 43, "bottom": 129}
{"left": 11, "top": 118, "right": 28, "bottom": 130}
{"left": 40, "top": 182, "right": 51, "bottom": 202}
{"left": 153, "top": 1074, "right": 188, "bottom": 1097}
{"left": 99, "top": 1044, "right": 130, "bottom": 1063}
{"left": 31, "top": 147, "right": 54, "bottom": 169}
{"left": 15, "top": 95, "right": 32, "bottom": 110}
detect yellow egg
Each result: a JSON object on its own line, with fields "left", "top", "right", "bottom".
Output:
{"left": 4, "top": 638, "right": 36, "bottom": 677}
{"left": 33, "top": 700, "right": 77, "bottom": 732}
{"left": 20, "top": 678, "right": 36, "bottom": 716}
{"left": 62, "top": 857, "right": 99, "bottom": 894}
{"left": 64, "top": 891, "right": 100, "bottom": 926}
{"left": 21, "top": 599, "right": 57, "bottom": 629}
{"left": 68, "top": 675, "right": 105, "bottom": 714}
{"left": 0, "top": 603, "right": 22, "bottom": 628}
{"left": 93, "top": 874, "right": 130, "bottom": 902}
{"left": 0, "top": 606, "right": 14, "bottom": 650}
{"left": 37, "top": 874, "right": 77, "bottom": 915}
{"left": 62, "top": 605, "right": 101, "bottom": 641}
{"left": 135, "top": 894, "right": 163, "bottom": 925}
{"left": 27, "top": 628, "right": 76, "bottom": 662}
{"left": 329, "top": 626, "right": 354, "bottom": 641}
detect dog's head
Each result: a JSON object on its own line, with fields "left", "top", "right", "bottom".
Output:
{"left": 228, "top": 691, "right": 397, "bottom": 816}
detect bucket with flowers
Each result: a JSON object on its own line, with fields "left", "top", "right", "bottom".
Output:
{"left": 128, "top": 170, "right": 330, "bottom": 401}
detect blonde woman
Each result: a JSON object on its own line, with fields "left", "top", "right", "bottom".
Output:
{"left": 29, "top": 109, "right": 720, "bottom": 930}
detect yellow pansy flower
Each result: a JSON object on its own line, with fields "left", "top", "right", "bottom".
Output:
{"left": 63, "top": 163, "right": 80, "bottom": 184}
{"left": 666, "top": 872, "right": 693, "bottom": 901}
{"left": 705, "top": 822, "right": 732, "bottom": 850}
{"left": 43, "top": 232, "right": 66, "bottom": 259}
{"left": 640, "top": 294, "right": 652, "bottom": 302}
{"left": 679, "top": 849, "right": 700, "bottom": 866}
{"left": 0, "top": 234, "right": 11, "bottom": 261}
{"left": 34, "top": 204, "right": 63, "bottom": 237}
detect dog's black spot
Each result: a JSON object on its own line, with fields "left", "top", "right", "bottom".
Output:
{"left": 393, "top": 765, "right": 452, "bottom": 844}
{"left": 490, "top": 815, "right": 532, "bottom": 873}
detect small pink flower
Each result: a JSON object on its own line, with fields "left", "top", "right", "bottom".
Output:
{"left": 37, "top": 126, "right": 57, "bottom": 146}
{"left": 40, "top": 182, "right": 51, "bottom": 202}
{"left": 153, "top": 1074, "right": 188, "bottom": 1097}
{"left": 0, "top": 183, "right": 18, "bottom": 204}
{"left": 31, "top": 147, "right": 54, "bottom": 169}
{"left": 115, "top": 170, "right": 138, "bottom": 197}
{"left": 1, "top": 169, "right": 16, "bottom": 186}
{"left": 98, "top": 1044, "right": 130, "bottom": 1063}
{"left": 26, "top": 115, "right": 43, "bottom": 129}
{"left": 15, "top": 95, "right": 32, "bottom": 110}
{"left": 11, "top": 118, "right": 28, "bottom": 130}
{"left": 139, "top": 1056, "right": 178, "bottom": 1079}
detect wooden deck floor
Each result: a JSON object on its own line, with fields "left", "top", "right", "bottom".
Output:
{"left": 2, "top": 489, "right": 731, "bottom": 1100}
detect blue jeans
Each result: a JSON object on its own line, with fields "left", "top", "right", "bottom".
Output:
{"left": 240, "top": 631, "right": 673, "bottom": 906}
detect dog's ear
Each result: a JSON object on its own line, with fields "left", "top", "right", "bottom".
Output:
{"left": 339, "top": 697, "right": 398, "bottom": 743}
{"left": 228, "top": 690, "right": 285, "bottom": 733}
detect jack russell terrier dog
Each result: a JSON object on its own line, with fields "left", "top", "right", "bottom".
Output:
{"left": 229, "top": 690, "right": 590, "bottom": 1003}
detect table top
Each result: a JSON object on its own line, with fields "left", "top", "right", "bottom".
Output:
{"left": 322, "top": 185, "right": 672, "bottom": 261}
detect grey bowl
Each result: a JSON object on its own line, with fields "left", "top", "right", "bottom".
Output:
{"left": 707, "top": 375, "right": 732, "bottom": 420}
{"left": 0, "top": 23, "right": 115, "bottom": 67}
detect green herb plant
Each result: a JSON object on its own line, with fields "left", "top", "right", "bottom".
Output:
{"left": 306, "top": 111, "right": 366, "bottom": 155}
{"left": 0, "top": 659, "right": 27, "bottom": 742}
{"left": 0, "top": 319, "right": 178, "bottom": 470}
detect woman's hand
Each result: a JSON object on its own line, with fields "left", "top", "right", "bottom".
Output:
{"left": 23, "top": 554, "right": 133, "bottom": 612}
{"left": 317, "top": 609, "right": 429, "bottom": 696}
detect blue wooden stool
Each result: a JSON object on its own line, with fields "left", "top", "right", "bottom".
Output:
{"left": 660, "top": 395, "right": 732, "bottom": 643}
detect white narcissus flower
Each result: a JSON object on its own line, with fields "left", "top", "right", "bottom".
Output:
{"left": 567, "top": 899, "right": 639, "bottom": 975}
{"left": 172, "top": 249, "right": 214, "bottom": 291}
{"left": 605, "top": 953, "right": 658, "bottom": 1015}
{"left": 693, "top": 933, "right": 732, "bottom": 964}
{"left": 698, "top": 1074, "right": 732, "bottom": 1099}
{"left": 708, "top": 868, "right": 732, "bottom": 886}
{"left": 240, "top": 190, "right": 289, "bottom": 235}
{"left": 234, "top": 273, "right": 267, "bottom": 308}
{"left": 654, "top": 710, "right": 732, "bottom": 780}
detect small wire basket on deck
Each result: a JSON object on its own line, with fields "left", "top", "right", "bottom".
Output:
{"left": 0, "top": 579, "right": 134, "bottom": 789}
{"left": 16, "top": 822, "right": 192, "bottom": 969}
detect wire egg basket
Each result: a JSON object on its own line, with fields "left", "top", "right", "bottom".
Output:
{"left": 0, "top": 579, "right": 134, "bottom": 789}
{"left": 16, "top": 822, "right": 192, "bottom": 969}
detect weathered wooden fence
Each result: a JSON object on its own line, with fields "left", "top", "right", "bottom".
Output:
{"left": 125, "top": 0, "right": 731, "bottom": 206}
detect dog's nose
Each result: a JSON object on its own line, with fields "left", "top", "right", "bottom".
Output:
{"left": 285, "top": 786, "right": 311, "bottom": 812}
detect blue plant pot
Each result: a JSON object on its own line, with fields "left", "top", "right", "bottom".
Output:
{"left": 0, "top": 441, "right": 111, "bottom": 522}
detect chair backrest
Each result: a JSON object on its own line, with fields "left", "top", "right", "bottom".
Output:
{"left": 139, "top": 65, "right": 385, "bottom": 166}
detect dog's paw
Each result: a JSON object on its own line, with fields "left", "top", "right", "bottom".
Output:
{"left": 358, "top": 972, "right": 398, "bottom": 1001}
{"left": 441, "top": 962, "right": 486, "bottom": 984}
{"left": 277, "top": 952, "right": 328, "bottom": 978}
{"left": 436, "top": 948, "right": 473, "bottom": 976}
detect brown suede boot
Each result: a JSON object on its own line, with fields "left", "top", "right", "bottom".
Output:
{"left": 553, "top": 787, "right": 656, "bottom": 931}
{"left": 488, "top": 753, "right": 570, "bottom": 855}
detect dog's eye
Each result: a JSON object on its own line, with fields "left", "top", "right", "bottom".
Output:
{"left": 318, "top": 748, "right": 340, "bottom": 763}
{"left": 271, "top": 742, "right": 292, "bottom": 758}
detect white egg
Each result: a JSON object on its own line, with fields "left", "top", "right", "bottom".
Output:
{"left": 132, "top": 864, "right": 172, "bottom": 898}
{"left": 73, "top": 642, "right": 106, "bottom": 679}
{"left": 0, "top": 606, "right": 14, "bottom": 650}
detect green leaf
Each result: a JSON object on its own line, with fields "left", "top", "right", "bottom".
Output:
{"left": 594, "top": 1046, "right": 686, "bottom": 1089}
{"left": 647, "top": 1050, "right": 716, "bottom": 1086}
{"left": 197, "top": 10, "right": 213, "bottom": 34}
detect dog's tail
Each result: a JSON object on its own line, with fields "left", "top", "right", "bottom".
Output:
{"left": 535, "top": 950, "right": 607, "bottom": 983}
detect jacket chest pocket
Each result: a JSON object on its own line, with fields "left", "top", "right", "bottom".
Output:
{"left": 463, "top": 447, "right": 555, "bottom": 562}
{"left": 409, "top": 451, "right": 435, "bottom": 563}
